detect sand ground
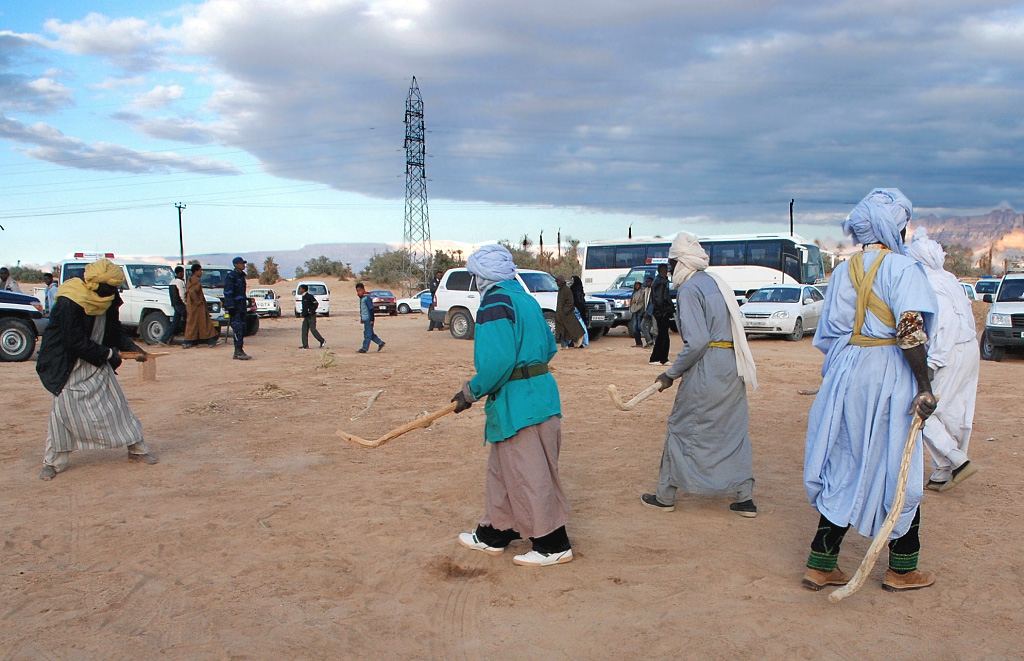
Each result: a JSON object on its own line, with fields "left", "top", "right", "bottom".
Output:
{"left": 2, "top": 281, "right": 1022, "bottom": 659}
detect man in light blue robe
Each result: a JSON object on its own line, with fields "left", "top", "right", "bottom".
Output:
{"left": 802, "top": 189, "right": 940, "bottom": 593}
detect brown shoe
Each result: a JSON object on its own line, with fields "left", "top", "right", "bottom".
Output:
{"left": 802, "top": 567, "right": 850, "bottom": 591}
{"left": 882, "top": 569, "right": 936, "bottom": 592}
{"left": 938, "top": 461, "right": 977, "bottom": 492}
{"left": 129, "top": 453, "right": 159, "bottom": 465}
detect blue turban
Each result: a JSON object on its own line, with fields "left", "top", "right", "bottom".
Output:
{"left": 467, "top": 244, "right": 517, "bottom": 292}
{"left": 842, "top": 188, "right": 912, "bottom": 253}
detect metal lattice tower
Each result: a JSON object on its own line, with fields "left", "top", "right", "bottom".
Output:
{"left": 402, "top": 76, "right": 431, "bottom": 293}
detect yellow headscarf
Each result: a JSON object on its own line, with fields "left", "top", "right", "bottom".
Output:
{"left": 56, "top": 258, "right": 125, "bottom": 316}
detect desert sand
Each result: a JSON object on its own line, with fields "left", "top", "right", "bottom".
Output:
{"left": 2, "top": 280, "right": 1022, "bottom": 659}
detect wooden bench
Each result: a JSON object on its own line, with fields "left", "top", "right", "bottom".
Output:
{"left": 121, "top": 351, "right": 170, "bottom": 384}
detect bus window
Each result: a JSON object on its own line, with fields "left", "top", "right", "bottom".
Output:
{"left": 646, "top": 244, "right": 669, "bottom": 262}
{"left": 746, "top": 240, "right": 782, "bottom": 270}
{"left": 615, "top": 245, "right": 647, "bottom": 269}
{"left": 784, "top": 255, "right": 801, "bottom": 282}
{"left": 710, "top": 242, "right": 746, "bottom": 266}
{"left": 585, "top": 246, "right": 615, "bottom": 269}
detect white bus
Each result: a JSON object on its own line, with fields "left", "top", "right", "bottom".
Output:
{"left": 581, "top": 233, "right": 826, "bottom": 298}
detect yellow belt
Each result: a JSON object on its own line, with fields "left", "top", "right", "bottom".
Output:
{"left": 848, "top": 250, "right": 898, "bottom": 347}
{"left": 708, "top": 341, "right": 733, "bottom": 349}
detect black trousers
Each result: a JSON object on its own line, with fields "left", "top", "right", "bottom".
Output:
{"left": 649, "top": 314, "right": 671, "bottom": 363}
{"left": 475, "top": 524, "right": 571, "bottom": 554}
{"left": 301, "top": 315, "right": 324, "bottom": 347}
{"left": 808, "top": 507, "right": 922, "bottom": 573}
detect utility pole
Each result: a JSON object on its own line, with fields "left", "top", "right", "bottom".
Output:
{"left": 789, "top": 199, "right": 794, "bottom": 237}
{"left": 402, "top": 77, "right": 431, "bottom": 294}
{"left": 175, "top": 202, "right": 186, "bottom": 265}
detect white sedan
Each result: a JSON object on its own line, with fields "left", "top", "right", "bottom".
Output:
{"left": 397, "top": 289, "right": 429, "bottom": 314}
{"left": 739, "top": 284, "right": 825, "bottom": 341}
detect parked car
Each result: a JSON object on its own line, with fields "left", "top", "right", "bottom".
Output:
{"left": 397, "top": 289, "right": 428, "bottom": 314}
{"left": 739, "top": 284, "right": 825, "bottom": 341}
{"left": 974, "top": 278, "right": 999, "bottom": 297}
{"left": 369, "top": 290, "right": 398, "bottom": 316}
{"left": 0, "top": 290, "right": 46, "bottom": 362}
{"left": 248, "top": 288, "right": 282, "bottom": 317}
{"left": 430, "top": 267, "right": 613, "bottom": 340}
{"left": 591, "top": 265, "right": 674, "bottom": 328}
{"left": 59, "top": 254, "right": 222, "bottom": 345}
{"left": 959, "top": 281, "right": 977, "bottom": 301}
{"left": 980, "top": 270, "right": 1024, "bottom": 361}
{"left": 293, "top": 281, "right": 330, "bottom": 317}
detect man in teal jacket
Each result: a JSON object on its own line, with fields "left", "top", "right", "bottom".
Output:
{"left": 453, "top": 245, "right": 573, "bottom": 567}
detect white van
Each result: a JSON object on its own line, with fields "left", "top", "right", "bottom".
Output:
{"left": 293, "top": 280, "right": 330, "bottom": 317}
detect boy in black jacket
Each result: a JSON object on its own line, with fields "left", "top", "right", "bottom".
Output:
{"left": 299, "top": 284, "right": 326, "bottom": 349}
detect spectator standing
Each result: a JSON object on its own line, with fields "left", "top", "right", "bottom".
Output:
{"left": 43, "top": 272, "right": 58, "bottom": 315}
{"left": 428, "top": 270, "right": 445, "bottom": 331}
{"left": 298, "top": 284, "right": 326, "bottom": 349}
{"left": 356, "top": 282, "right": 385, "bottom": 353}
{"left": 570, "top": 275, "right": 590, "bottom": 348}
{"left": 554, "top": 275, "right": 585, "bottom": 348}
{"left": 223, "top": 257, "right": 251, "bottom": 360}
{"left": 648, "top": 263, "right": 673, "bottom": 365}
{"left": 182, "top": 264, "right": 218, "bottom": 349}
{"left": 0, "top": 267, "right": 21, "bottom": 293}
{"left": 628, "top": 281, "right": 650, "bottom": 348}
{"left": 160, "top": 266, "right": 187, "bottom": 345}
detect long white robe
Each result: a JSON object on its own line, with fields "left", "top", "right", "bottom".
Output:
{"left": 804, "top": 251, "right": 938, "bottom": 538}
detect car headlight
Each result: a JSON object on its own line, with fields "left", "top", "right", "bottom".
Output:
{"left": 771, "top": 310, "right": 789, "bottom": 319}
{"left": 614, "top": 299, "right": 629, "bottom": 308}
{"left": 988, "top": 312, "right": 1011, "bottom": 327}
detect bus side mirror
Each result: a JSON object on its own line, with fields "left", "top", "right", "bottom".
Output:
{"left": 983, "top": 294, "right": 993, "bottom": 303}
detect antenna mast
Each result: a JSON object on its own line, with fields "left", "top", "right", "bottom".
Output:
{"left": 402, "top": 77, "right": 431, "bottom": 293}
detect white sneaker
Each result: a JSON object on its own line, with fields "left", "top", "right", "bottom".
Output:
{"left": 458, "top": 532, "right": 505, "bottom": 556}
{"left": 512, "top": 549, "right": 574, "bottom": 567}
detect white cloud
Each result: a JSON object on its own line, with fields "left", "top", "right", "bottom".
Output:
{"left": 132, "top": 84, "right": 185, "bottom": 109}
{"left": 91, "top": 75, "right": 146, "bottom": 90}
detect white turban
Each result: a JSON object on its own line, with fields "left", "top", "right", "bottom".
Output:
{"left": 467, "top": 244, "right": 517, "bottom": 293}
{"left": 904, "top": 226, "right": 946, "bottom": 272}
{"left": 842, "top": 188, "right": 912, "bottom": 253}
{"left": 668, "top": 231, "right": 758, "bottom": 391}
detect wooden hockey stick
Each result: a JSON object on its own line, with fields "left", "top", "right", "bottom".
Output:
{"left": 829, "top": 414, "right": 925, "bottom": 603}
{"left": 607, "top": 382, "right": 662, "bottom": 411}
{"left": 338, "top": 402, "right": 459, "bottom": 448}
{"left": 350, "top": 389, "right": 385, "bottom": 421}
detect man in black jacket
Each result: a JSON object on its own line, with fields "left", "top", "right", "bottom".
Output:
{"left": 160, "top": 265, "right": 187, "bottom": 345}
{"left": 428, "top": 270, "right": 445, "bottom": 331}
{"left": 223, "top": 257, "right": 251, "bottom": 360}
{"left": 35, "top": 258, "right": 157, "bottom": 480}
{"left": 298, "top": 284, "right": 326, "bottom": 348}
{"left": 648, "top": 263, "right": 673, "bottom": 365}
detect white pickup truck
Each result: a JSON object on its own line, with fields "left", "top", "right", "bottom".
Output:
{"left": 59, "top": 254, "right": 223, "bottom": 345}
{"left": 429, "top": 267, "right": 613, "bottom": 340}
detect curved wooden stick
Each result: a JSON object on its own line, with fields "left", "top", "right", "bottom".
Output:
{"left": 350, "top": 389, "right": 384, "bottom": 421}
{"left": 607, "top": 382, "right": 662, "bottom": 411}
{"left": 829, "top": 414, "right": 925, "bottom": 603}
{"left": 338, "top": 402, "right": 458, "bottom": 449}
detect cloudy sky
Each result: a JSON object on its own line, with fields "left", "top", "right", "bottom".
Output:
{"left": 2, "top": 1, "right": 1023, "bottom": 265}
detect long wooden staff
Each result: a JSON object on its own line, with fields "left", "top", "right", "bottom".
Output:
{"left": 829, "top": 414, "right": 925, "bottom": 603}
{"left": 338, "top": 402, "right": 458, "bottom": 449}
{"left": 607, "top": 382, "right": 662, "bottom": 411}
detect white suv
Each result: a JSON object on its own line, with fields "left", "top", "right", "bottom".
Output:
{"left": 980, "top": 270, "right": 1024, "bottom": 362}
{"left": 430, "top": 268, "right": 558, "bottom": 339}
{"left": 59, "top": 254, "right": 222, "bottom": 345}
{"left": 293, "top": 281, "right": 331, "bottom": 317}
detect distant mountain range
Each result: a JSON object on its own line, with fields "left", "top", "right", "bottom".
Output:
{"left": 917, "top": 207, "right": 1024, "bottom": 252}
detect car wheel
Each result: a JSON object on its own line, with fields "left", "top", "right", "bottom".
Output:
{"left": 295, "top": 311, "right": 301, "bottom": 318}
{"left": 449, "top": 309, "right": 475, "bottom": 340}
{"left": 245, "top": 315, "right": 260, "bottom": 337}
{"left": 140, "top": 311, "right": 170, "bottom": 345}
{"left": 787, "top": 317, "right": 804, "bottom": 342}
{"left": 398, "top": 303, "right": 410, "bottom": 314}
{"left": 980, "top": 331, "right": 1005, "bottom": 362}
{"left": 0, "top": 318, "right": 35, "bottom": 362}
{"left": 542, "top": 311, "right": 557, "bottom": 337}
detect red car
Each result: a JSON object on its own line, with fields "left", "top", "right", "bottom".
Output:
{"left": 370, "top": 290, "right": 397, "bottom": 316}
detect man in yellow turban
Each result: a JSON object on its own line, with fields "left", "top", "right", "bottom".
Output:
{"left": 35, "top": 258, "right": 158, "bottom": 480}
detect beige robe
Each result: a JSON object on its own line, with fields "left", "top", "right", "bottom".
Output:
{"left": 184, "top": 274, "right": 217, "bottom": 341}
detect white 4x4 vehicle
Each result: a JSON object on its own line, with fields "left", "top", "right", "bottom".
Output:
{"left": 980, "top": 270, "right": 1024, "bottom": 362}
{"left": 59, "top": 254, "right": 222, "bottom": 345}
{"left": 431, "top": 268, "right": 559, "bottom": 339}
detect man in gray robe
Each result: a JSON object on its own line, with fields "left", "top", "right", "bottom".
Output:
{"left": 641, "top": 232, "right": 759, "bottom": 517}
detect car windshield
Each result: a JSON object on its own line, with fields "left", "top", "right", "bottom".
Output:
{"left": 617, "top": 268, "right": 656, "bottom": 290}
{"left": 302, "top": 285, "right": 328, "bottom": 295}
{"left": 124, "top": 264, "right": 174, "bottom": 287}
{"left": 996, "top": 279, "right": 1024, "bottom": 302}
{"left": 749, "top": 287, "right": 800, "bottom": 303}
{"left": 519, "top": 272, "right": 558, "bottom": 292}
{"left": 976, "top": 280, "right": 998, "bottom": 293}
{"left": 200, "top": 269, "right": 231, "bottom": 288}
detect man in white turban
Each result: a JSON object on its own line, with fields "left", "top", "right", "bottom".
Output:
{"left": 905, "top": 227, "right": 979, "bottom": 492}
{"left": 640, "top": 231, "right": 760, "bottom": 518}
{"left": 453, "top": 245, "right": 573, "bottom": 567}
{"left": 802, "top": 189, "right": 939, "bottom": 593}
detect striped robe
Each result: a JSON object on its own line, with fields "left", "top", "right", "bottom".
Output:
{"left": 45, "top": 314, "right": 146, "bottom": 463}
